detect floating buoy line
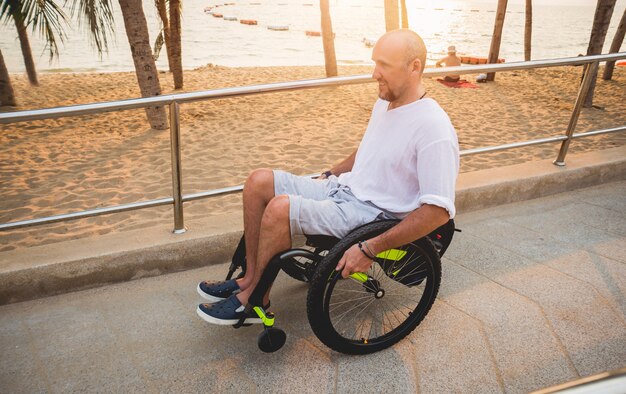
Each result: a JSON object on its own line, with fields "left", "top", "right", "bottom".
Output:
{"left": 202, "top": 3, "right": 521, "bottom": 52}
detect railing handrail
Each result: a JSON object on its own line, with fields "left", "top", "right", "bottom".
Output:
{"left": 1, "top": 53, "right": 625, "bottom": 233}
{"left": 1, "top": 52, "right": 625, "bottom": 125}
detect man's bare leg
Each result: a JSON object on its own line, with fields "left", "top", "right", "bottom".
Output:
{"left": 236, "top": 195, "right": 291, "bottom": 306}
{"left": 238, "top": 169, "right": 276, "bottom": 290}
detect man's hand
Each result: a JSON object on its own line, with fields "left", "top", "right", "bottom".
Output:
{"left": 335, "top": 244, "right": 373, "bottom": 278}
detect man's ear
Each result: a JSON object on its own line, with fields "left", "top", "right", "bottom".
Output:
{"left": 412, "top": 59, "right": 422, "bottom": 74}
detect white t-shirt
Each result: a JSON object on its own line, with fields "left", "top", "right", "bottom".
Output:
{"left": 337, "top": 98, "right": 459, "bottom": 218}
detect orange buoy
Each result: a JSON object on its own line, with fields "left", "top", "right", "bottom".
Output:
{"left": 213, "top": 13, "right": 223, "bottom": 18}
{"left": 616, "top": 61, "right": 626, "bottom": 67}
{"left": 459, "top": 56, "right": 505, "bottom": 64}
{"left": 240, "top": 19, "right": 258, "bottom": 25}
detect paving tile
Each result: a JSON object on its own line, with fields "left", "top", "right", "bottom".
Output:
{"left": 443, "top": 230, "right": 539, "bottom": 280}
{"left": 544, "top": 250, "right": 626, "bottom": 319}
{"left": 410, "top": 300, "right": 503, "bottom": 393}
{"left": 158, "top": 358, "right": 256, "bottom": 393}
{"left": 236, "top": 337, "right": 336, "bottom": 393}
{"left": 17, "top": 298, "right": 149, "bottom": 393}
{"left": 457, "top": 189, "right": 577, "bottom": 226}
{"left": 587, "top": 237, "right": 626, "bottom": 264}
{"left": 496, "top": 264, "right": 626, "bottom": 377}
{"left": 572, "top": 181, "right": 626, "bottom": 215}
{"left": 440, "top": 262, "right": 578, "bottom": 393}
{"left": 502, "top": 202, "right": 624, "bottom": 250}
{"left": 453, "top": 218, "right": 581, "bottom": 263}
{"left": 335, "top": 344, "right": 417, "bottom": 393}
{"left": 0, "top": 310, "right": 49, "bottom": 393}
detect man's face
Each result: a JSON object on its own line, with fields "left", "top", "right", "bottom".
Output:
{"left": 371, "top": 37, "right": 415, "bottom": 103}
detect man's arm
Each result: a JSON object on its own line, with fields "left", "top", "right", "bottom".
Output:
{"left": 319, "top": 149, "right": 357, "bottom": 179}
{"left": 367, "top": 204, "right": 448, "bottom": 254}
{"left": 335, "top": 204, "right": 449, "bottom": 278}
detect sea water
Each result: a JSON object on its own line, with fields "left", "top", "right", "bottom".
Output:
{"left": 1, "top": 0, "right": 625, "bottom": 73}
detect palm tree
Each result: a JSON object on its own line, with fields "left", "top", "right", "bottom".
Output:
{"left": 154, "top": 0, "right": 174, "bottom": 71}
{"left": 524, "top": 0, "right": 532, "bottom": 61}
{"left": 153, "top": 0, "right": 182, "bottom": 89}
{"left": 169, "top": 0, "right": 182, "bottom": 89}
{"left": 0, "top": 48, "right": 16, "bottom": 106}
{"left": 320, "top": 0, "right": 337, "bottom": 77}
{"left": 602, "top": 8, "right": 626, "bottom": 81}
{"left": 0, "top": 0, "right": 69, "bottom": 86}
{"left": 118, "top": 0, "right": 168, "bottom": 129}
{"left": 384, "top": 0, "right": 399, "bottom": 31}
{"left": 583, "top": 0, "right": 616, "bottom": 107}
{"left": 400, "top": 0, "right": 408, "bottom": 29}
{"left": 70, "top": 0, "right": 166, "bottom": 128}
{"left": 486, "top": 0, "right": 508, "bottom": 81}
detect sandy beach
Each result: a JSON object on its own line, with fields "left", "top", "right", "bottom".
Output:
{"left": 1, "top": 65, "right": 625, "bottom": 252}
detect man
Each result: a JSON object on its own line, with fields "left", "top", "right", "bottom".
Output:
{"left": 436, "top": 45, "right": 462, "bottom": 82}
{"left": 196, "top": 29, "right": 459, "bottom": 325}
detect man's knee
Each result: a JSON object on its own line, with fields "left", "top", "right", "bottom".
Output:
{"left": 262, "top": 195, "right": 290, "bottom": 227}
{"left": 244, "top": 168, "right": 274, "bottom": 198}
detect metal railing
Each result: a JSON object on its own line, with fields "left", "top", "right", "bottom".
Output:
{"left": 1, "top": 52, "right": 625, "bottom": 233}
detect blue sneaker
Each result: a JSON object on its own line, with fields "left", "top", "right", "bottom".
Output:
{"left": 196, "top": 295, "right": 263, "bottom": 325}
{"left": 197, "top": 279, "right": 241, "bottom": 302}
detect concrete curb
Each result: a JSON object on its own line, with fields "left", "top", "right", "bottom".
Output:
{"left": 1, "top": 146, "right": 624, "bottom": 305}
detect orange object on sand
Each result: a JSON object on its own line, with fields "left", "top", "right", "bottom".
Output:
{"left": 437, "top": 78, "right": 478, "bottom": 88}
{"left": 306, "top": 31, "right": 321, "bottom": 36}
{"left": 617, "top": 61, "right": 626, "bottom": 67}
{"left": 240, "top": 19, "right": 258, "bottom": 25}
{"left": 459, "top": 56, "right": 505, "bottom": 64}
{"left": 213, "top": 13, "right": 223, "bottom": 18}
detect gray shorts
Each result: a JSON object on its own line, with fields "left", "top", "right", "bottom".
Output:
{"left": 273, "top": 170, "right": 392, "bottom": 238}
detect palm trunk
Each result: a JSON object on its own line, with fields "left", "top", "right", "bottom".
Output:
{"left": 524, "top": 0, "right": 532, "bottom": 61}
{"left": 583, "top": 0, "right": 616, "bottom": 107}
{"left": 169, "top": 0, "right": 183, "bottom": 89}
{"left": 320, "top": 0, "right": 337, "bottom": 77}
{"left": 118, "top": 0, "right": 168, "bottom": 130}
{"left": 156, "top": 0, "right": 174, "bottom": 73}
{"left": 486, "top": 0, "right": 508, "bottom": 81}
{"left": 400, "top": 0, "right": 408, "bottom": 29}
{"left": 14, "top": 14, "right": 38, "bottom": 86}
{"left": 602, "top": 8, "right": 626, "bottom": 80}
{"left": 0, "top": 49, "right": 17, "bottom": 106}
{"left": 384, "top": 0, "right": 399, "bottom": 32}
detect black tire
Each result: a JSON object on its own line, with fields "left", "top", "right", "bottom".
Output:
{"left": 281, "top": 254, "right": 319, "bottom": 283}
{"left": 307, "top": 220, "right": 441, "bottom": 355}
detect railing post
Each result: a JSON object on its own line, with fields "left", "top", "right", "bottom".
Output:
{"left": 553, "top": 61, "right": 599, "bottom": 166}
{"left": 169, "top": 101, "right": 186, "bottom": 234}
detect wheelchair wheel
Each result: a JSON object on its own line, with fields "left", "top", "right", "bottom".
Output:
{"left": 306, "top": 220, "right": 441, "bottom": 354}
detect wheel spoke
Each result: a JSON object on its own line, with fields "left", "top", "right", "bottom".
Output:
{"left": 392, "top": 262, "right": 427, "bottom": 284}
{"left": 329, "top": 294, "right": 374, "bottom": 313}
{"left": 344, "top": 298, "right": 377, "bottom": 339}
{"left": 332, "top": 296, "right": 376, "bottom": 329}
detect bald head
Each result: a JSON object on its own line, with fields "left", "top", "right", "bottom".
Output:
{"left": 377, "top": 29, "right": 427, "bottom": 73}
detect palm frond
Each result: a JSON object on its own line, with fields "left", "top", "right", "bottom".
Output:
{"left": 153, "top": 29, "right": 164, "bottom": 61}
{"left": 0, "top": 1, "right": 24, "bottom": 25}
{"left": 66, "top": 0, "right": 115, "bottom": 55}
{"left": 22, "top": 0, "right": 69, "bottom": 61}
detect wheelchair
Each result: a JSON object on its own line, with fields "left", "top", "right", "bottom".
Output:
{"left": 224, "top": 219, "right": 458, "bottom": 354}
